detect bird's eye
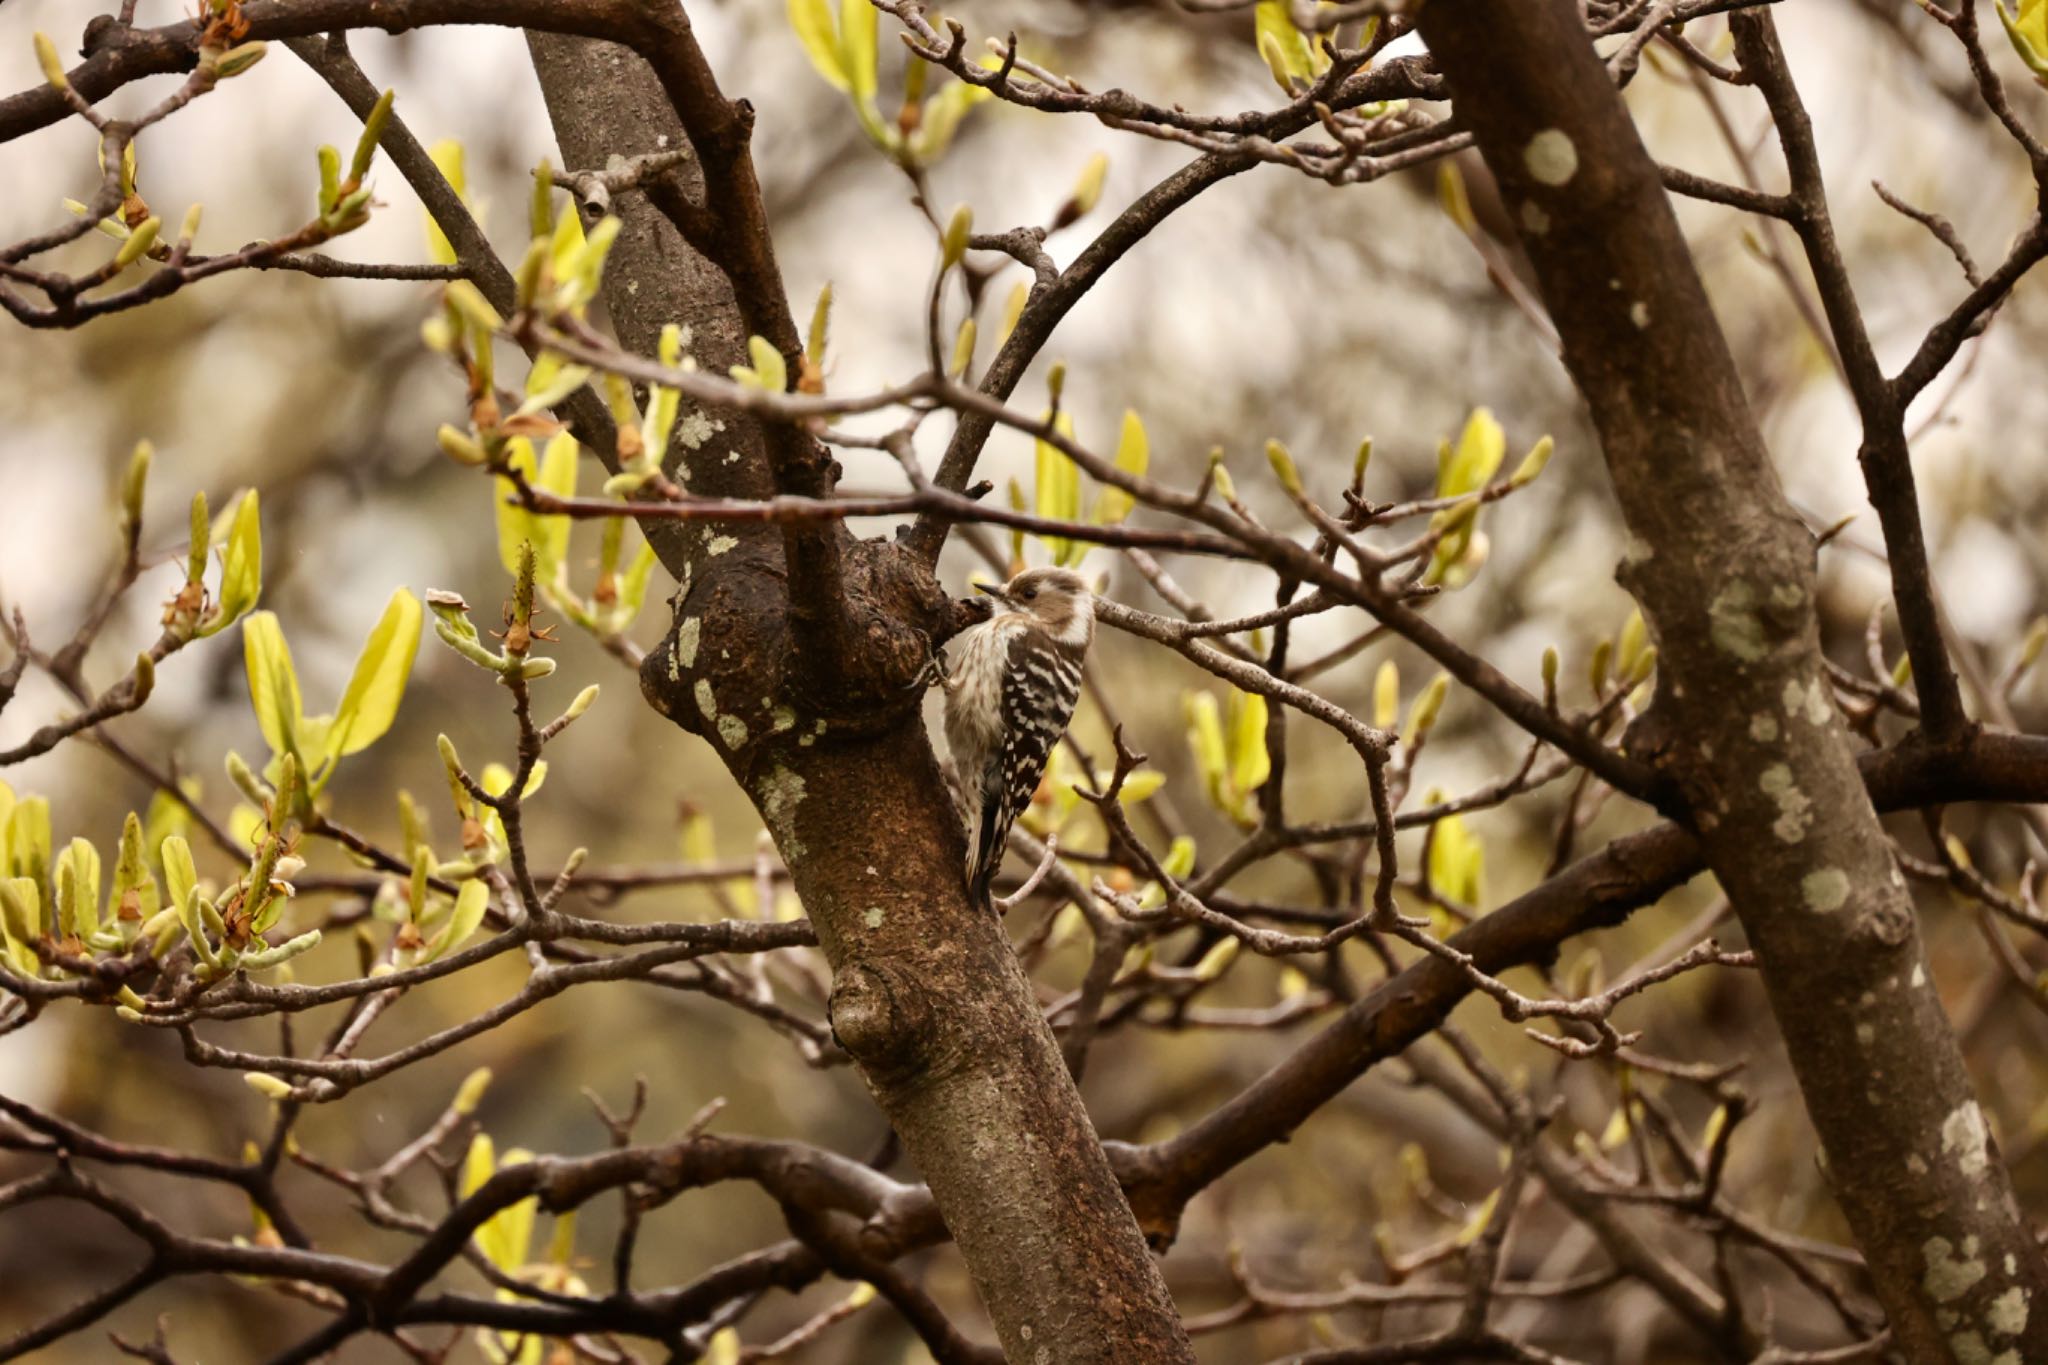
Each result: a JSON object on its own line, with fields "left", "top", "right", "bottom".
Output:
{"left": 1021, "top": 587, "right": 1037, "bottom": 600}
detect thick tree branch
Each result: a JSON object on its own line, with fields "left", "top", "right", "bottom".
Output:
{"left": 1413, "top": 5, "right": 2048, "bottom": 1358}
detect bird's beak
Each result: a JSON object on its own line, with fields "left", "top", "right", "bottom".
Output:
{"left": 974, "top": 581, "right": 1009, "bottom": 604}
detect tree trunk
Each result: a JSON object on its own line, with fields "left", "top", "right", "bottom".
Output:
{"left": 1414, "top": 6, "right": 2048, "bottom": 1360}
{"left": 524, "top": 30, "right": 1194, "bottom": 1364}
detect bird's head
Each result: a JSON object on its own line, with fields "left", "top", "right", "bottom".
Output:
{"left": 977, "top": 567, "right": 1094, "bottom": 645}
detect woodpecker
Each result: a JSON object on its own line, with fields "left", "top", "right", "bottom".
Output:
{"left": 941, "top": 567, "right": 1095, "bottom": 910}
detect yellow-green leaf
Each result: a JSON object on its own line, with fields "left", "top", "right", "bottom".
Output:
{"left": 1254, "top": 2, "right": 1314, "bottom": 86}
{"left": 57, "top": 837, "right": 101, "bottom": 940}
{"left": 1372, "top": 661, "right": 1399, "bottom": 730}
{"left": 614, "top": 541, "right": 659, "bottom": 627}
{"left": 108, "top": 812, "right": 159, "bottom": 929}
{"left": 1228, "top": 688, "right": 1271, "bottom": 796}
{"left": 1034, "top": 411, "right": 1081, "bottom": 564}
{"left": 161, "top": 835, "right": 198, "bottom": 919}
{"left": 790, "top": 0, "right": 848, "bottom": 90}
{"left": 328, "top": 589, "right": 423, "bottom": 760}
{"left": 912, "top": 79, "right": 992, "bottom": 162}
{"left": 1117, "top": 769, "right": 1165, "bottom": 803}
{"left": 1428, "top": 813, "right": 1484, "bottom": 909}
{"left": 0, "top": 878, "right": 41, "bottom": 973}
{"left": 1439, "top": 407, "right": 1506, "bottom": 498}
{"left": 428, "top": 879, "right": 490, "bottom": 962}
{"left": 495, "top": 435, "right": 578, "bottom": 583}
{"left": 1094, "top": 409, "right": 1147, "bottom": 525}
{"left": 424, "top": 140, "right": 467, "bottom": 266}
{"left": 840, "top": 0, "right": 879, "bottom": 102}
{"left": 1184, "top": 692, "right": 1228, "bottom": 807}
{"left": 7, "top": 794, "right": 50, "bottom": 885}
{"left": 201, "top": 488, "right": 262, "bottom": 637}
{"left": 1997, "top": 0, "right": 2048, "bottom": 78}
{"left": 242, "top": 613, "right": 304, "bottom": 759}
{"left": 476, "top": 1147, "right": 537, "bottom": 1271}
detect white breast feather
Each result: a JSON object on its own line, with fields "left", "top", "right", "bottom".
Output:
{"left": 943, "top": 614, "right": 1026, "bottom": 799}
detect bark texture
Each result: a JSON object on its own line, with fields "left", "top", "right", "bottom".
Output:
{"left": 1414, "top": 7, "right": 2048, "bottom": 1361}
{"left": 525, "top": 29, "right": 1193, "bottom": 1364}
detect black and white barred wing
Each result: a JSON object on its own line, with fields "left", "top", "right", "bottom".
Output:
{"left": 967, "top": 630, "right": 1086, "bottom": 903}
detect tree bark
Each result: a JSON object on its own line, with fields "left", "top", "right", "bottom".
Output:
{"left": 1413, "top": 6, "right": 2048, "bottom": 1361}
{"left": 524, "top": 29, "right": 1193, "bottom": 1364}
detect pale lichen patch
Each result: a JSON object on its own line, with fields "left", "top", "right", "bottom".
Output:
{"left": 1750, "top": 714, "right": 1779, "bottom": 742}
{"left": 1629, "top": 300, "right": 1650, "bottom": 329}
{"left": 1855, "top": 1021, "right": 1876, "bottom": 1045}
{"left": 1943, "top": 1102, "right": 1992, "bottom": 1177}
{"left": 1988, "top": 1286, "right": 2029, "bottom": 1338}
{"left": 1520, "top": 201, "right": 1551, "bottom": 234}
{"left": 706, "top": 534, "right": 739, "bottom": 557}
{"left": 716, "top": 714, "right": 748, "bottom": 749}
{"left": 1913, "top": 963, "right": 1928, "bottom": 988}
{"left": 1802, "top": 867, "right": 1850, "bottom": 912}
{"left": 1924, "top": 1234, "right": 1988, "bottom": 1303}
{"left": 694, "top": 679, "right": 719, "bottom": 721}
{"left": 864, "top": 906, "right": 885, "bottom": 929}
{"left": 771, "top": 704, "right": 797, "bottom": 733}
{"left": 673, "top": 616, "right": 702, "bottom": 670}
{"left": 1524, "top": 129, "right": 1579, "bottom": 186}
{"left": 756, "top": 764, "right": 808, "bottom": 858}
{"left": 673, "top": 410, "right": 721, "bottom": 451}
{"left": 1759, "top": 764, "right": 1813, "bottom": 842}
{"left": 1783, "top": 675, "right": 1832, "bottom": 725}
{"left": 1710, "top": 581, "right": 1768, "bottom": 661}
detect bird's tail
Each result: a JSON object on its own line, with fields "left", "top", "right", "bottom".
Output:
{"left": 966, "top": 799, "right": 1003, "bottom": 914}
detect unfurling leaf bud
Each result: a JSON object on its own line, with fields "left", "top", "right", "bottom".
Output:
{"left": 114, "top": 216, "right": 159, "bottom": 269}
{"left": 453, "top": 1067, "right": 494, "bottom": 1115}
{"left": 1190, "top": 935, "right": 1240, "bottom": 982}
{"left": 436, "top": 424, "right": 488, "bottom": 466}
{"left": 33, "top": 32, "right": 67, "bottom": 91}
{"left": 243, "top": 1072, "right": 294, "bottom": 1100}
{"left": 129, "top": 653, "right": 155, "bottom": 705}
{"left": 214, "top": 41, "right": 267, "bottom": 79}
{"left": 1588, "top": 638, "right": 1613, "bottom": 693}
{"left": 1509, "top": 435, "right": 1555, "bottom": 487}
{"left": 1069, "top": 152, "right": 1109, "bottom": 217}
{"left": 1264, "top": 440, "right": 1302, "bottom": 497}
{"left": 1403, "top": 673, "right": 1450, "bottom": 748}
{"left": 745, "top": 335, "right": 787, "bottom": 393}
{"left": 949, "top": 317, "right": 977, "bottom": 378}
{"left": 239, "top": 928, "right": 321, "bottom": 971}
{"left": 350, "top": 88, "right": 396, "bottom": 186}
{"left": 940, "top": 203, "right": 973, "bottom": 268}
{"left": 807, "top": 281, "right": 833, "bottom": 367}
{"left": 1372, "top": 661, "right": 1399, "bottom": 731}
{"left": 564, "top": 684, "right": 600, "bottom": 721}
{"left": 317, "top": 145, "right": 341, "bottom": 214}
{"left": 185, "top": 491, "right": 210, "bottom": 583}
{"left": 119, "top": 440, "right": 151, "bottom": 531}
{"left": 1210, "top": 459, "right": 1238, "bottom": 505}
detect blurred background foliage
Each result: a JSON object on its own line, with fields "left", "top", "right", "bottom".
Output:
{"left": 2, "top": 0, "right": 2047, "bottom": 1359}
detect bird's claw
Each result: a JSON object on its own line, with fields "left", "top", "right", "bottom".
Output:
{"left": 908, "top": 637, "right": 951, "bottom": 692}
